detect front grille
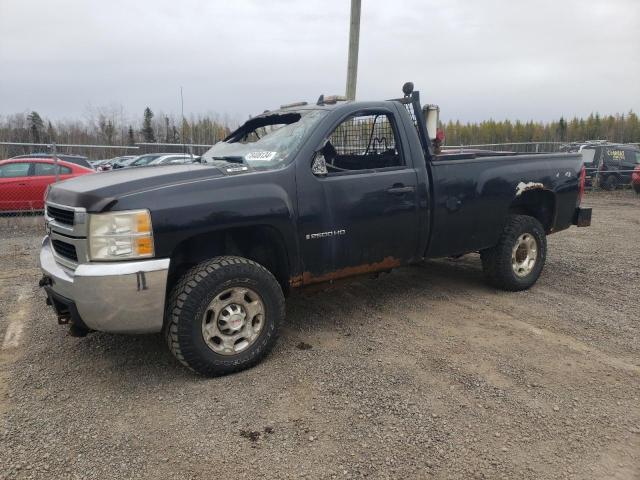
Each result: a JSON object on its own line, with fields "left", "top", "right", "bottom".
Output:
{"left": 52, "top": 239, "right": 78, "bottom": 262}
{"left": 47, "top": 205, "right": 75, "bottom": 225}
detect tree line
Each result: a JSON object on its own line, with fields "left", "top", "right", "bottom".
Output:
{"left": 0, "top": 106, "right": 232, "bottom": 159}
{"left": 442, "top": 111, "right": 639, "bottom": 146}
{"left": 0, "top": 106, "right": 638, "bottom": 159}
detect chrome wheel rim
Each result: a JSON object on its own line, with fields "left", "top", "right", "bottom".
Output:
{"left": 511, "top": 233, "right": 538, "bottom": 278}
{"left": 201, "top": 287, "right": 265, "bottom": 355}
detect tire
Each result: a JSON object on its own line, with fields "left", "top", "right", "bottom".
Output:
{"left": 633, "top": 184, "right": 640, "bottom": 194}
{"left": 480, "top": 215, "right": 547, "bottom": 291}
{"left": 601, "top": 175, "right": 617, "bottom": 191}
{"left": 165, "top": 256, "right": 284, "bottom": 377}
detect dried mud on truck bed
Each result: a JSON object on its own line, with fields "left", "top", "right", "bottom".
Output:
{"left": 0, "top": 191, "right": 639, "bottom": 479}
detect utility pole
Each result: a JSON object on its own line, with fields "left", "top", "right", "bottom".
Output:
{"left": 345, "top": 0, "right": 361, "bottom": 100}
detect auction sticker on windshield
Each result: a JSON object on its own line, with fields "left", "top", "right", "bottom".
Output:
{"left": 245, "top": 151, "right": 278, "bottom": 162}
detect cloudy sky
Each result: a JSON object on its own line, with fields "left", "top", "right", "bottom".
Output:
{"left": 1, "top": 0, "right": 638, "bottom": 123}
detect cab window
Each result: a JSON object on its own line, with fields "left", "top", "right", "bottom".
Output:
{"left": 322, "top": 112, "right": 404, "bottom": 174}
{"left": 0, "top": 162, "right": 31, "bottom": 178}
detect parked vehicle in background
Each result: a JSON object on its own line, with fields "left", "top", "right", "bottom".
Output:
{"left": 0, "top": 158, "right": 93, "bottom": 211}
{"left": 89, "top": 159, "right": 115, "bottom": 172}
{"left": 88, "top": 157, "right": 136, "bottom": 172}
{"left": 39, "top": 83, "right": 591, "bottom": 376}
{"left": 111, "top": 156, "right": 142, "bottom": 169}
{"left": 147, "top": 154, "right": 199, "bottom": 166}
{"left": 563, "top": 141, "right": 640, "bottom": 189}
{"left": 127, "top": 154, "right": 168, "bottom": 167}
{"left": 597, "top": 145, "right": 640, "bottom": 190}
{"left": 12, "top": 153, "right": 92, "bottom": 170}
{"left": 632, "top": 165, "right": 640, "bottom": 193}
{"left": 95, "top": 161, "right": 113, "bottom": 172}
{"left": 577, "top": 146, "right": 599, "bottom": 186}
{"left": 563, "top": 140, "right": 640, "bottom": 190}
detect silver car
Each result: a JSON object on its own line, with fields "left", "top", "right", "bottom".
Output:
{"left": 147, "top": 154, "right": 198, "bottom": 166}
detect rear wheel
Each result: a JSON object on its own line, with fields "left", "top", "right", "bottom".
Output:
{"left": 480, "top": 215, "right": 546, "bottom": 291}
{"left": 165, "top": 256, "right": 284, "bottom": 377}
{"left": 601, "top": 175, "right": 617, "bottom": 191}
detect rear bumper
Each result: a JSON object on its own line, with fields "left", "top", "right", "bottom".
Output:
{"left": 573, "top": 207, "right": 592, "bottom": 227}
{"left": 39, "top": 236, "right": 170, "bottom": 334}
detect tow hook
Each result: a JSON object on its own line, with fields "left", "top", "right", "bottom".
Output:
{"left": 39, "top": 275, "right": 52, "bottom": 287}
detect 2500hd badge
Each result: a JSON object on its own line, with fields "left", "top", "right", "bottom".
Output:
{"left": 305, "top": 229, "right": 346, "bottom": 240}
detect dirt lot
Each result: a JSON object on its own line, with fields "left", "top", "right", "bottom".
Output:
{"left": 0, "top": 191, "right": 638, "bottom": 480}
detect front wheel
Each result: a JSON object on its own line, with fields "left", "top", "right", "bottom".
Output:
{"left": 480, "top": 215, "right": 547, "bottom": 291}
{"left": 165, "top": 256, "right": 285, "bottom": 377}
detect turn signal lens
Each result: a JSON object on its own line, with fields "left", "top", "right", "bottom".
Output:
{"left": 136, "top": 211, "right": 152, "bottom": 234}
{"left": 135, "top": 236, "right": 154, "bottom": 256}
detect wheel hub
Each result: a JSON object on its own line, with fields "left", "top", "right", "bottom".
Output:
{"left": 201, "top": 287, "right": 265, "bottom": 356}
{"left": 511, "top": 233, "right": 538, "bottom": 278}
{"left": 219, "top": 304, "right": 246, "bottom": 333}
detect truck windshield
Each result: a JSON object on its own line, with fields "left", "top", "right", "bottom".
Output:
{"left": 202, "top": 109, "right": 327, "bottom": 170}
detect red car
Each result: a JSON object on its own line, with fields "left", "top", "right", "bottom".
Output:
{"left": 632, "top": 164, "right": 640, "bottom": 194}
{"left": 0, "top": 158, "right": 93, "bottom": 211}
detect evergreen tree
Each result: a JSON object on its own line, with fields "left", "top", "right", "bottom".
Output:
{"left": 557, "top": 117, "right": 566, "bottom": 141}
{"left": 27, "top": 111, "right": 44, "bottom": 143}
{"left": 127, "top": 126, "right": 135, "bottom": 145}
{"left": 141, "top": 107, "right": 156, "bottom": 142}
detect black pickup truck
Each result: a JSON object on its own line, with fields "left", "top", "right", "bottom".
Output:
{"left": 40, "top": 84, "right": 592, "bottom": 376}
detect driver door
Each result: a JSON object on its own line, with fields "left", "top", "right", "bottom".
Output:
{"left": 295, "top": 108, "right": 421, "bottom": 284}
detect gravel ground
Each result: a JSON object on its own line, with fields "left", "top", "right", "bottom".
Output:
{"left": 0, "top": 191, "right": 638, "bottom": 480}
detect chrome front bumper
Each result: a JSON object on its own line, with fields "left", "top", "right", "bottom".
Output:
{"left": 39, "top": 236, "right": 170, "bottom": 334}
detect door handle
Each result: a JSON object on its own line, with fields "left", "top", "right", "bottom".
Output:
{"left": 386, "top": 185, "right": 415, "bottom": 195}
{"left": 18, "top": 183, "right": 27, "bottom": 186}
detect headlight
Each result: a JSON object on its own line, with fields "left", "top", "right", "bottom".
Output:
{"left": 88, "top": 210, "right": 154, "bottom": 261}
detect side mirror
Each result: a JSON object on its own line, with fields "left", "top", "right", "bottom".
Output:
{"left": 311, "top": 152, "right": 328, "bottom": 176}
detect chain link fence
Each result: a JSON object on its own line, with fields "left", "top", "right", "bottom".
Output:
{"left": 0, "top": 142, "right": 139, "bottom": 220}
{"left": 443, "top": 141, "right": 566, "bottom": 154}
{"left": 0, "top": 141, "right": 215, "bottom": 221}
{"left": 1, "top": 141, "right": 638, "bottom": 224}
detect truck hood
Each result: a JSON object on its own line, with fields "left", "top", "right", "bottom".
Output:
{"left": 47, "top": 164, "right": 225, "bottom": 211}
